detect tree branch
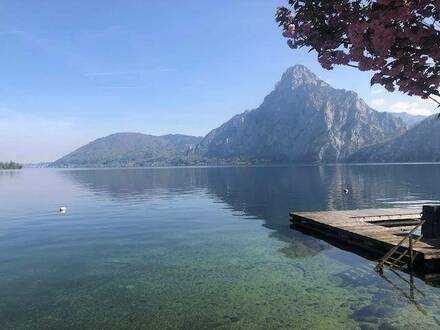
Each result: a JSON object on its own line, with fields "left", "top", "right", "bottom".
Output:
{"left": 429, "top": 95, "right": 440, "bottom": 106}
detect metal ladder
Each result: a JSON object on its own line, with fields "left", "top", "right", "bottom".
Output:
{"left": 375, "top": 220, "right": 425, "bottom": 273}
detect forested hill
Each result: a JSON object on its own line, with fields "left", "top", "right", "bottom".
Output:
{"left": 0, "top": 161, "right": 22, "bottom": 169}
{"left": 50, "top": 133, "right": 202, "bottom": 167}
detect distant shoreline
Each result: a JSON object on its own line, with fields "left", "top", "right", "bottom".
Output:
{"left": 0, "top": 161, "right": 23, "bottom": 170}
{"left": 36, "top": 161, "right": 440, "bottom": 170}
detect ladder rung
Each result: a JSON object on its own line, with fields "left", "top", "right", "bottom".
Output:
{"left": 384, "top": 260, "right": 406, "bottom": 266}
{"left": 387, "top": 258, "right": 407, "bottom": 263}
{"left": 390, "top": 250, "right": 408, "bottom": 255}
{"left": 389, "top": 253, "right": 409, "bottom": 260}
{"left": 375, "top": 220, "right": 424, "bottom": 272}
{"left": 388, "top": 254, "right": 409, "bottom": 260}
{"left": 387, "top": 255, "right": 407, "bottom": 262}
{"left": 384, "top": 262, "right": 407, "bottom": 270}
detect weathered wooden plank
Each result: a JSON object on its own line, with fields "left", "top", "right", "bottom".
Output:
{"left": 290, "top": 208, "right": 440, "bottom": 265}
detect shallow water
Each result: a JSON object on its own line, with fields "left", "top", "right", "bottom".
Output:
{"left": 2, "top": 165, "right": 440, "bottom": 329}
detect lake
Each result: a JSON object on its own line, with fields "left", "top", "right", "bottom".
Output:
{"left": 2, "top": 165, "right": 440, "bottom": 329}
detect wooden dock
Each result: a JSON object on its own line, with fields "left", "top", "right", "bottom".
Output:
{"left": 290, "top": 208, "right": 440, "bottom": 270}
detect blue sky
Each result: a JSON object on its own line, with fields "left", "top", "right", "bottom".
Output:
{"left": 0, "top": 0, "right": 437, "bottom": 162}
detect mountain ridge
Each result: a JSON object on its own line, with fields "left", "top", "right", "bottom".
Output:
{"left": 348, "top": 115, "right": 440, "bottom": 163}
{"left": 389, "top": 112, "right": 426, "bottom": 128}
{"left": 51, "top": 132, "right": 202, "bottom": 167}
{"left": 188, "top": 65, "right": 406, "bottom": 163}
{"left": 51, "top": 65, "right": 431, "bottom": 167}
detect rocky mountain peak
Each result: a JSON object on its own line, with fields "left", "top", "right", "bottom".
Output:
{"left": 191, "top": 65, "right": 407, "bottom": 163}
{"left": 51, "top": 65, "right": 411, "bottom": 167}
{"left": 276, "top": 64, "right": 329, "bottom": 91}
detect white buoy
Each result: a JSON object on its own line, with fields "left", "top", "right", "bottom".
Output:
{"left": 343, "top": 188, "right": 349, "bottom": 194}
{"left": 59, "top": 207, "right": 67, "bottom": 214}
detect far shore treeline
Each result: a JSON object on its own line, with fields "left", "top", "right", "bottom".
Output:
{"left": 0, "top": 161, "right": 22, "bottom": 170}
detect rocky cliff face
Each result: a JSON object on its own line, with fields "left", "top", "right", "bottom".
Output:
{"left": 190, "top": 65, "right": 407, "bottom": 163}
{"left": 348, "top": 115, "right": 440, "bottom": 162}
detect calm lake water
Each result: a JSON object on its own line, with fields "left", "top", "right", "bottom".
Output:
{"left": 2, "top": 165, "right": 440, "bottom": 329}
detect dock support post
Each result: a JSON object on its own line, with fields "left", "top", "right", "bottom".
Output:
{"left": 409, "top": 272, "right": 415, "bottom": 300}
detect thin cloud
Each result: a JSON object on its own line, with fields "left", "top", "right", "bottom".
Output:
{"left": 0, "top": 30, "right": 26, "bottom": 36}
{"left": 370, "top": 98, "right": 385, "bottom": 107}
{"left": 389, "top": 100, "right": 433, "bottom": 116}
{"left": 156, "top": 67, "right": 178, "bottom": 73}
{"left": 371, "top": 87, "right": 384, "bottom": 95}
{"left": 85, "top": 71, "right": 142, "bottom": 77}
{"left": 85, "top": 67, "right": 177, "bottom": 78}
{"left": 102, "top": 85, "right": 151, "bottom": 89}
